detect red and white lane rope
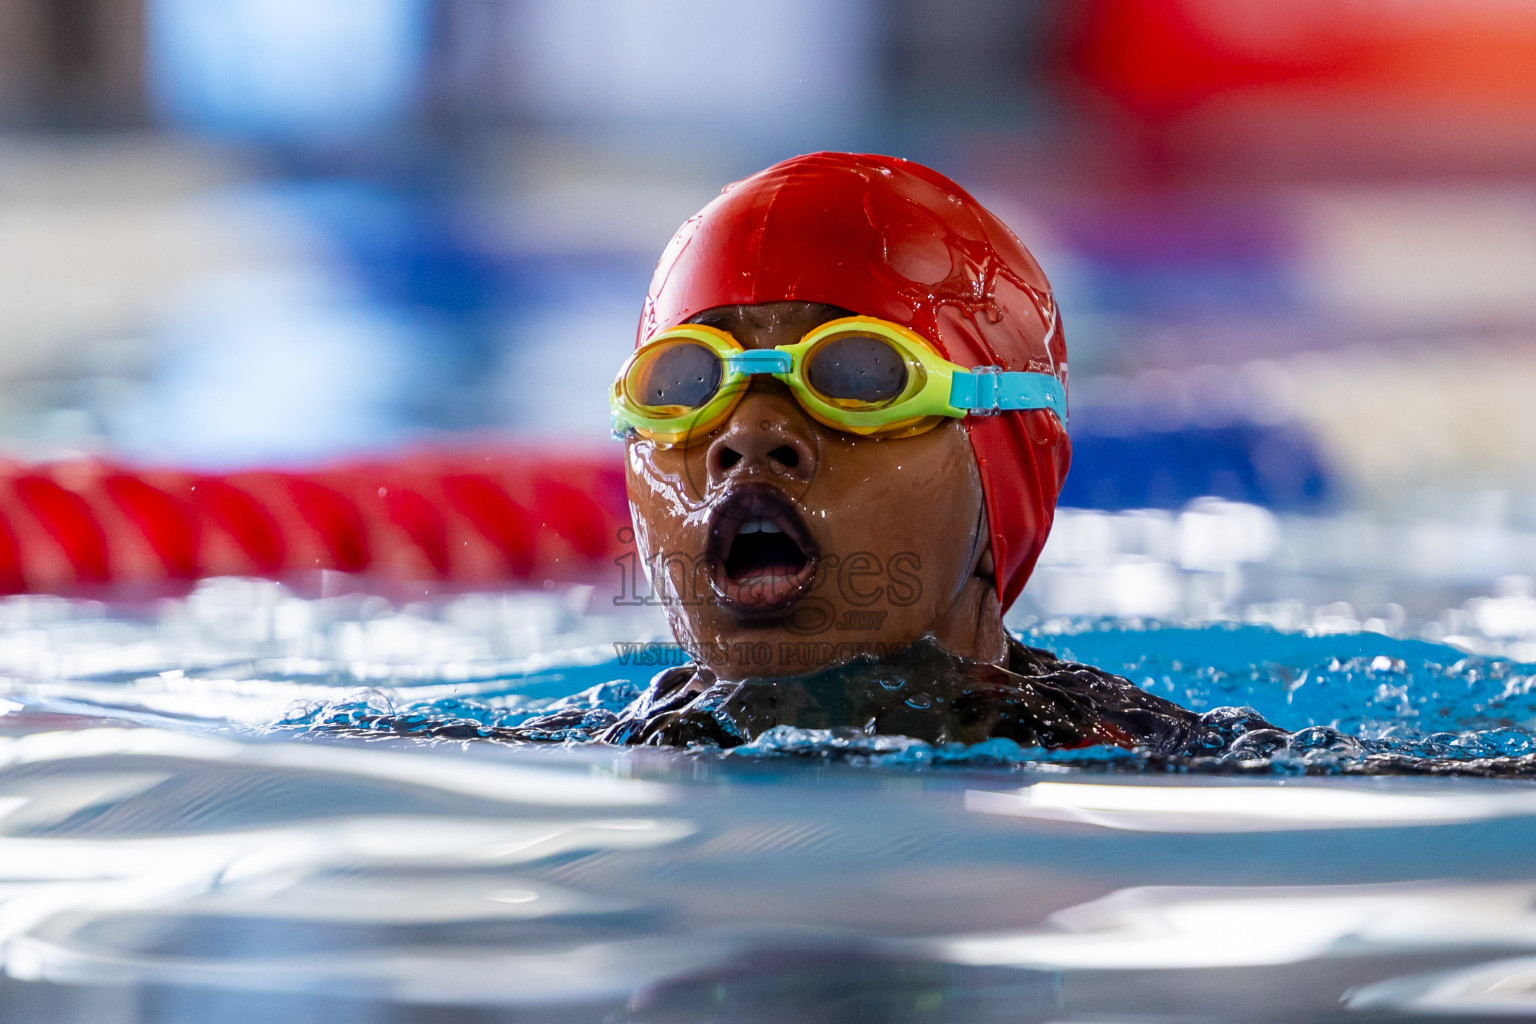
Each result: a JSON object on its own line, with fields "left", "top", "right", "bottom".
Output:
{"left": 0, "top": 448, "right": 631, "bottom": 596}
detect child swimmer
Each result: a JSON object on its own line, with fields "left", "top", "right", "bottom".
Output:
{"left": 516, "top": 153, "right": 1244, "bottom": 752}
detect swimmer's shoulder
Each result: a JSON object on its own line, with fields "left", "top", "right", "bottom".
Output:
{"left": 498, "top": 664, "right": 704, "bottom": 743}
{"left": 589, "top": 662, "right": 713, "bottom": 744}
{"left": 1003, "top": 635, "right": 1236, "bottom": 753}
{"left": 649, "top": 663, "right": 699, "bottom": 699}
{"left": 1005, "top": 635, "right": 1119, "bottom": 682}
{"left": 1003, "top": 634, "right": 1193, "bottom": 715}
{"left": 1005, "top": 636, "right": 1064, "bottom": 676}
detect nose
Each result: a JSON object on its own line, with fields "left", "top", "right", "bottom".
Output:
{"left": 705, "top": 387, "right": 818, "bottom": 489}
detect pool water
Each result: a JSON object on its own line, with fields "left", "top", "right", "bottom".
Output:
{"left": 0, "top": 580, "right": 1534, "bottom": 1021}
{"left": 282, "top": 615, "right": 1536, "bottom": 775}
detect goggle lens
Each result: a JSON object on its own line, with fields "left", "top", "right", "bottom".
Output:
{"left": 803, "top": 334, "right": 909, "bottom": 407}
{"left": 628, "top": 340, "right": 723, "bottom": 411}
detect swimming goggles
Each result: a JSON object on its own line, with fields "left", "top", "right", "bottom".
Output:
{"left": 611, "top": 315, "right": 1066, "bottom": 445}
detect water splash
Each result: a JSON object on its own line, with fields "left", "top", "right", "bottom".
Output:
{"left": 248, "top": 620, "right": 1536, "bottom": 779}
{"left": 260, "top": 622, "right": 1536, "bottom": 775}
{"left": 3, "top": 581, "right": 1535, "bottom": 775}
{"left": 274, "top": 679, "right": 643, "bottom": 742}
{"left": 1023, "top": 622, "right": 1536, "bottom": 773}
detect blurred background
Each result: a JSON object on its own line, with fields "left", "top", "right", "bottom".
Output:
{"left": 4, "top": 0, "right": 1536, "bottom": 639}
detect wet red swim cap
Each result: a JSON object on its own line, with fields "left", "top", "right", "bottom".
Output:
{"left": 639, "top": 152, "right": 1070, "bottom": 612}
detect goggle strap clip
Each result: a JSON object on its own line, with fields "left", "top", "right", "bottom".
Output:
{"left": 965, "top": 366, "right": 1004, "bottom": 417}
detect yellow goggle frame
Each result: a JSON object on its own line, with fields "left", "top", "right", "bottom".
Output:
{"left": 610, "top": 316, "right": 1065, "bottom": 446}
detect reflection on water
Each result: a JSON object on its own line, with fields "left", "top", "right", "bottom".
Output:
{"left": 0, "top": 583, "right": 1534, "bottom": 1019}
{"left": 0, "top": 725, "right": 707, "bottom": 1012}
{"left": 1, "top": 718, "right": 1536, "bottom": 1021}
{"left": 1351, "top": 953, "right": 1536, "bottom": 1015}
{"left": 965, "top": 779, "right": 1536, "bottom": 830}
{"left": 930, "top": 880, "right": 1536, "bottom": 970}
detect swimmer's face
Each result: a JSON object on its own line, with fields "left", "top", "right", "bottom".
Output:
{"left": 624, "top": 301, "right": 999, "bottom": 678}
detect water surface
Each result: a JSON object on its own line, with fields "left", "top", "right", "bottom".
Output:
{"left": 0, "top": 582, "right": 1532, "bottom": 1021}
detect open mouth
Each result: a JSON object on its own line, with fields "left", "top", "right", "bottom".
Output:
{"left": 705, "top": 484, "right": 820, "bottom": 616}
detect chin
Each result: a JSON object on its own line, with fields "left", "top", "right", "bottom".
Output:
{"left": 678, "top": 604, "right": 925, "bottom": 678}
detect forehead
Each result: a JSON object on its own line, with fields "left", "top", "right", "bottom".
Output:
{"left": 684, "top": 301, "right": 852, "bottom": 349}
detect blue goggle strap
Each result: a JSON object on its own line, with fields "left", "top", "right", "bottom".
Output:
{"left": 950, "top": 368, "right": 1067, "bottom": 422}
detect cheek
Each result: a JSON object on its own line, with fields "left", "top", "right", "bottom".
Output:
{"left": 886, "top": 473, "right": 983, "bottom": 606}
{"left": 624, "top": 442, "right": 711, "bottom": 559}
{"left": 811, "top": 426, "right": 985, "bottom": 603}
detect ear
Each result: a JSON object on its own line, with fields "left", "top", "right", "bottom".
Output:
{"left": 975, "top": 542, "right": 996, "bottom": 583}
{"left": 969, "top": 501, "right": 996, "bottom": 583}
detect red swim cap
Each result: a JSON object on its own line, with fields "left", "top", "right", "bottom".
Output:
{"left": 638, "top": 152, "right": 1070, "bottom": 612}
